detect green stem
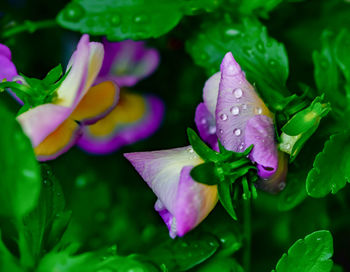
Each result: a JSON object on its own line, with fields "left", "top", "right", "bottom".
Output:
{"left": 243, "top": 194, "right": 251, "bottom": 272}
{"left": 2, "top": 19, "right": 57, "bottom": 39}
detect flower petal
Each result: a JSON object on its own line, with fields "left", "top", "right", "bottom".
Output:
{"left": 0, "top": 44, "right": 12, "bottom": 59}
{"left": 194, "top": 102, "right": 218, "bottom": 151}
{"left": 17, "top": 104, "right": 72, "bottom": 147}
{"left": 97, "top": 39, "right": 160, "bottom": 87}
{"left": 124, "top": 146, "right": 217, "bottom": 237}
{"left": 215, "top": 52, "right": 272, "bottom": 152}
{"left": 203, "top": 71, "right": 221, "bottom": 116}
{"left": 175, "top": 166, "right": 218, "bottom": 237}
{"left": 56, "top": 35, "right": 104, "bottom": 108}
{"left": 77, "top": 91, "right": 164, "bottom": 154}
{"left": 0, "top": 55, "right": 17, "bottom": 82}
{"left": 71, "top": 81, "right": 119, "bottom": 125}
{"left": 245, "top": 115, "right": 278, "bottom": 178}
{"left": 257, "top": 151, "right": 288, "bottom": 193}
{"left": 34, "top": 119, "right": 81, "bottom": 161}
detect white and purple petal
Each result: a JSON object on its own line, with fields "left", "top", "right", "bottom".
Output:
{"left": 97, "top": 39, "right": 160, "bottom": 87}
{"left": 194, "top": 103, "right": 218, "bottom": 151}
{"left": 124, "top": 146, "right": 218, "bottom": 238}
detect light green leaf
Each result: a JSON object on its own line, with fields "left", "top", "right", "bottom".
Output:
{"left": 306, "top": 132, "right": 350, "bottom": 198}
{"left": 273, "top": 230, "right": 334, "bottom": 272}
{"left": 186, "top": 17, "right": 290, "bottom": 110}
{"left": 0, "top": 102, "right": 40, "bottom": 218}
{"left": 57, "top": 0, "right": 220, "bottom": 41}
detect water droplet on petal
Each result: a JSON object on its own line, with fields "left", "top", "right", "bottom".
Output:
{"left": 200, "top": 118, "right": 207, "bottom": 125}
{"left": 254, "top": 107, "right": 262, "bottom": 115}
{"left": 187, "top": 147, "right": 194, "bottom": 153}
{"left": 220, "top": 113, "right": 228, "bottom": 121}
{"left": 242, "top": 104, "right": 247, "bottom": 110}
{"left": 233, "top": 88, "right": 243, "bottom": 98}
{"left": 239, "top": 142, "right": 244, "bottom": 150}
{"left": 233, "top": 128, "right": 241, "bottom": 136}
{"left": 219, "top": 129, "right": 224, "bottom": 134}
{"left": 209, "top": 126, "right": 216, "bottom": 134}
{"left": 230, "top": 106, "right": 240, "bottom": 115}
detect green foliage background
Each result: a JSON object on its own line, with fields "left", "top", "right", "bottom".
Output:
{"left": 0, "top": 0, "right": 350, "bottom": 271}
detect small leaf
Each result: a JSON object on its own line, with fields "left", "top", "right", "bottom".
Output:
{"left": 218, "top": 182, "right": 237, "bottom": 220}
{"left": 57, "top": 0, "right": 220, "bottom": 41}
{"left": 190, "top": 162, "right": 221, "bottom": 185}
{"left": 273, "top": 230, "right": 334, "bottom": 272}
{"left": 0, "top": 102, "right": 40, "bottom": 218}
{"left": 0, "top": 232, "right": 23, "bottom": 272}
{"left": 148, "top": 232, "right": 220, "bottom": 271}
{"left": 187, "top": 128, "right": 219, "bottom": 162}
{"left": 196, "top": 256, "right": 244, "bottom": 272}
{"left": 43, "top": 64, "right": 63, "bottom": 85}
{"left": 186, "top": 17, "right": 290, "bottom": 110}
{"left": 306, "top": 132, "right": 350, "bottom": 198}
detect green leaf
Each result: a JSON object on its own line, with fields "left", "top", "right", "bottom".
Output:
{"left": 186, "top": 17, "right": 290, "bottom": 110}
{"left": 0, "top": 232, "right": 23, "bottom": 272}
{"left": 18, "top": 165, "right": 71, "bottom": 266}
{"left": 37, "top": 245, "right": 158, "bottom": 272}
{"left": 43, "top": 64, "right": 63, "bottom": 85}
{"left": 273, "top": 230, "right": 334, "bottom": 272}
{"left": 57, "top": 0, "right": 220, "bottom": 41}
{"left": 229, "top": 0, "right": 283, "bottom": 17}
{"left": 196, "top": 256, "right": 244, "bottom": 272}
{"left": 187, "top": 128, "right": 219, "bottom": 162}
{"left": 0, "top": 102, "right": 40, "bottom": 218}
{"left": 190, "top": 162, "right": 221, "bottom": 185}
{"left": 148, "top": 232, "right": 220, "bottom": 271}
{"left": 218, "top": 182, "right": 237, "bottom": 220}
{"left": 306, "top": 132, "right": 350, "bottom": 198}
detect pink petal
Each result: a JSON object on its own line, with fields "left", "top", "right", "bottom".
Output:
{"left": 0, "top": 44, "right": 11, "bottom": 59}
{"left": 203, "top": 71, "right": 221, "bottom": 116}
{"left": 215, "top": 52, "right": 272, "bottom": 152}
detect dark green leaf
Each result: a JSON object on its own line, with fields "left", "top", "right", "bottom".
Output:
{"left": 0, "top": 232, "right": 23, "bottom": 272}
{"left": 0, "top": 102, "right": 40, "bottom": 218}
{"left": 187, "top": 128, "right": 219, "bottom": 162}
{"left": 218, "top": 182, "right": 237, "bottom": 220}
{"left": 57, "top": 0, "right": 221, "bottom": 41}
{"left": 306, "top": 132, "right": 350, "bottom": 198}
{"left": 148, "top": 232, "right": 220, "bottom": 271}
{"left": 186, "top": 17, "right": 290, "bottom": 110}
{"left": 273, "top": 230, "right": 333, "bottom": 272}
{"left": 18, "top": 165, "right": 71, "bottom": 265}
{"left": 196, "top": 256, "right": 244, "bottom": 272}
{"left": 190, "top": 162, "right": 221, "bottom": 185}
{"left": 229, "top": 0, "right": 283, "bottom": 17}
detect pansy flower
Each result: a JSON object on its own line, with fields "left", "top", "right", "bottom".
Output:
{"left": 12, "top": 35, "right": 119, "bottom": 161}
{"left": 124, "top": 146, "right": 218, "bottom": 238}
{"left": 0, "top": 44, "right": 18, "bottom": 83}
{"left": 195, "top": 52, "right": 287, "bottom": 192}
{"left": 125, "top": 52, "right": 288, "bottom": 238}
{"left": 77, "top": 39, "right": 164, "bottom": 154}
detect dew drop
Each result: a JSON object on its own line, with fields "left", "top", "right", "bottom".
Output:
{"left": 239, "top": 142, "right": 244, "bottom": 150}
{"left": 242, "top": 104, "right": 247, "bottom": 110}
{"left": 233, "top": 88, "right": 243, "bottom": 98}
{"left": 63, "top": 3, "right": 85, "bottom": 22}
{"left": 225, "top": 28, "right": 240, "bottom": 36}
{"left": 220, "top": 113, "right": 228, "bottom": 121}
{"left": 219, "top": 129, "right": 224, "bottom": 134}
{"left": 200, "top": 118, "right": 207, "bottom": 125}
{"left": 209, "top": 126, "right": 216, "bottom": 134}
{"left": 134, "top": 14, "right": 148, "bottom": 23}
{"left": 278, "top": 182, "right": 286, "bottom": 191}
{"left": 256, "top": 41, "right": 265, "bottom": 53}
{"left": 269, "top": 59, "right": 276, "bottom": 66}
{"left": 285, "top": 143, "right": 291, "bottom": 150}
{"left": 187, "top": 147, "right": 194, "bottom": 153}
{"left": 254, "top": 107, "right": 262, "bottom": 115}
{"left": 233, "top": 128, "right": 241, "bottom": 136}
{"left": 110, "top": 15, "right": 120, "bottom": 26}
{"left": 230, "top": 106, "right": 240, "bottom": 115}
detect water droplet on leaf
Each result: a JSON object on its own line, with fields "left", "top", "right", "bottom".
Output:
{"left": 63, "top": 3, "right": 85, "bottom": 22}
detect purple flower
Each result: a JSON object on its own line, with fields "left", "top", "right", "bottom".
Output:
{"left": 124, "top": 146, "right": 218, "bottom": 238}
{"left": 0, "top": 44, "right": 17, "bottom": 82}
{"left": 195, "top": 52, "right": 287, "bottom": 191}
{"left": 14, "top": 35, "right": 119, "bottom": 161}
{"left": 77, "top": 40, "right": 164, "bottom": 155}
